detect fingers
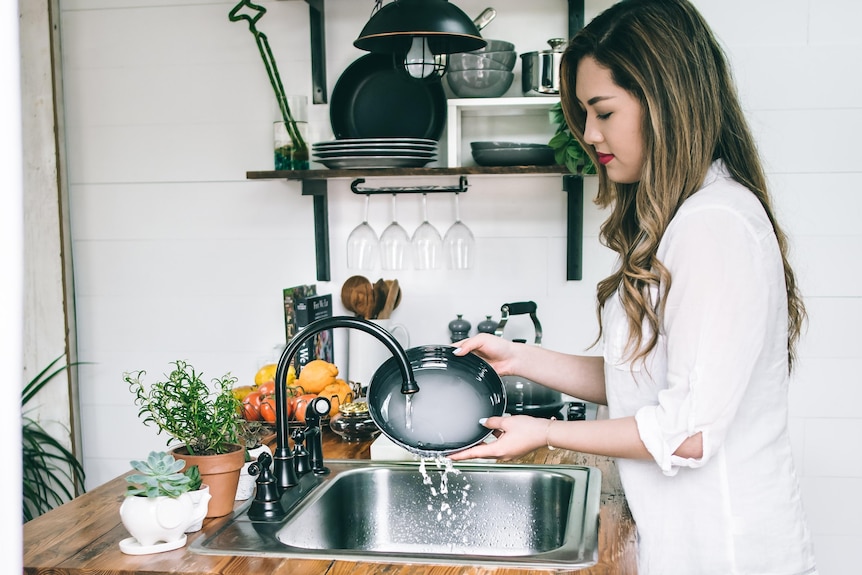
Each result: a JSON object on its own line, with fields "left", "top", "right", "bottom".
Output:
{"left": 480, "top": 416, "right": 506, "bottom": 429}
{"left": 448, "top": 443, "right": 500, "bottom": 461}
{"left": 452, "top": 335, "right": 482, "bottom": 355}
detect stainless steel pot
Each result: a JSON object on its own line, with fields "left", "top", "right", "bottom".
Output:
{"left": 520, "top": 38, "right": 567, "bottom": 96}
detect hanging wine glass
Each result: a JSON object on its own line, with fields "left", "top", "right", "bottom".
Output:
{"left": 346, "top": 194, "right": 378, "bottom": 270}
{"left": 411, "top": 193, "right": 443, "bottom": 270}
{"left": 443, "top": 192, "right": 475, "bottom": 269}
{"left": 379, "top": 194, "right": 411, "bottom": 270}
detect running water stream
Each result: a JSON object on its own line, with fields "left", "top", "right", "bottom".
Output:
{"left": 417, "top": 454, "right": 476, "bottom": 547}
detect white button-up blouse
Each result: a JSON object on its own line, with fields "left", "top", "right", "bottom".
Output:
{"left": 602, "top": 161, "right": 816, "bottom": 574}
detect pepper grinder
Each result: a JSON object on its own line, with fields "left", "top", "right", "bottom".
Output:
{"left": 477, "top": 315, "right": 498, "bottom": 335}
{"left": 448, "top": 314, "right": 471, "bottom": 342}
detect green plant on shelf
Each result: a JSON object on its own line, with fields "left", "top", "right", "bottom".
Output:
{"left": 548, "top": 101, "right": 596, "bottom": 176}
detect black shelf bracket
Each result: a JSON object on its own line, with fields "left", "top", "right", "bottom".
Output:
{"left": 305, "top": 0, "right": 327, "bottom": 104}
{"left": 350, "top": 176, "right": 469, "bottom": 195}
{"left": 568, "top": 0, "right": 585, "bottom": 39}
{"left": 302, "top": 179, "right": 330, "bottom": 281}
{"left": 563, "top": 174, "right": 584, "bottom": 281}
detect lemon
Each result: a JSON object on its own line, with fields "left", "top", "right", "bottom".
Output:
{"left": 254, "top": 362, "right": 296, "bottom": 388}
{"left": 254, "top": 363, "right": 277, "bottom": 386}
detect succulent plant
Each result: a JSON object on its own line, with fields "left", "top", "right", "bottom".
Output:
{"left": 125, "top": 451, "right": 199, "bottom": 498}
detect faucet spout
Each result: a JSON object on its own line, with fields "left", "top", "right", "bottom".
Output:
{"left": 272, "top": 316, "right": 417, "bottom": 491}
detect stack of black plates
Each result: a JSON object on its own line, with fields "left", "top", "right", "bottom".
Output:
{"left": 312, "top": 138, "right": 438, "bottom": 170}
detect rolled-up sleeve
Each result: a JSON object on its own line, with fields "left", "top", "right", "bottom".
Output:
{"left": 635, "top": 203, "right": 777, "bottom": 475}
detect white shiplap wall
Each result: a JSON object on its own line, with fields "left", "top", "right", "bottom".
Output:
{"left": 57, "top": 1, "right": 861, "bottom": 572}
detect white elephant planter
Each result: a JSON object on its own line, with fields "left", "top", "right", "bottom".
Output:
{"left": 119, "top": 487, "right": 209, "bottom": 555}
{"left": 185, "top": 484, "right": 211, "bottom": 533}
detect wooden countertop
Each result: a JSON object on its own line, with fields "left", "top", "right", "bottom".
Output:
{"left": 23, "top": 431, "right": 637, "bottom": 574}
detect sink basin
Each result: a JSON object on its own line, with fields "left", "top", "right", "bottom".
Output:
{"left": 191, "top": 460, "right": 601, "bottom": 570}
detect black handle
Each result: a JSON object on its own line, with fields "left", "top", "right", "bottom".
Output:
{"left": 501, "top": 301, "right": 537, "bottom": 316}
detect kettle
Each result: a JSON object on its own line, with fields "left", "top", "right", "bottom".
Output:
{"left": 495, "top": 302, "right": 565, "bottom": 419}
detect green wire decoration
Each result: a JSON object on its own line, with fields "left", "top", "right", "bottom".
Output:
{"left": 229, "top": 0, "right": 308, "bottom": 166}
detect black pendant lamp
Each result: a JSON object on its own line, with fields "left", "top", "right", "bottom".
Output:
{"left": 354, "top": 0, "right": 487, "bottom": 79}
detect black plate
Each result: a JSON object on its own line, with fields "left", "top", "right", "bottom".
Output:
{"left": 367, "top": 345, "right": 506, "bottom": 455}
{"left": 330, "top": 53, "right": 446, "bottom": 141}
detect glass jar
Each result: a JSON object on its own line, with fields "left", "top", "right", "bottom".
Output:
{"left": 329, "top": 401, "right": 380, "bottom": 442}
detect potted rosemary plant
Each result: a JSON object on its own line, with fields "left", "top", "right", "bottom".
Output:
{"left": 120, "top": 451, "right": 211, "bottom": 554}
{"left": 124, "top": 360, "right": 245, "bottom": 517}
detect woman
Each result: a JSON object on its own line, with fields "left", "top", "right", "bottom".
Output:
{"left": 450, "top": 1, "right": 816, "bottom": 573}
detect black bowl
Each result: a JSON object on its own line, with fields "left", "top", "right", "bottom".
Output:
{"left": 367, "top": 345, "right": 506, "bottom": 455}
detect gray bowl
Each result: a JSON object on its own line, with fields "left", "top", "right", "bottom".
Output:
{"left": 449, "top": 51, "right": 517, "bottom": 72}
{"left": 471, "top": 39, "right": 515, "bottom": 53}
{"left": 446, "top": 70, "right": 515, "bottom": 98}
{"left": 472, "top": 146, "right": 556, "bottom": 166}
{"left": 470, "top": 141, "right": 553, "bottom": 150}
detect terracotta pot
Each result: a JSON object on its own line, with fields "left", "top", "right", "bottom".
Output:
{"left": 171, "top": 444, "right": 245, "bottom": 518}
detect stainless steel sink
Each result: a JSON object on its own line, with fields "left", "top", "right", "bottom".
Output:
{"left": 191, "top": 460, "right": 601, "bottom": 570}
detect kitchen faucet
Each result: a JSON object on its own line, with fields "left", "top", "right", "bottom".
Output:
{"left": 248, "top": 316, "right": 418, "bottom": 521}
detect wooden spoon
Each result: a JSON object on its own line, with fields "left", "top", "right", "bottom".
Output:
{"left": 378, "top": 279, "right": 401, "bottom": 320}
{"left": 384, "top": 279, "right": 402, "bottom": 311}
{"left": 340, "top": 275, "right": 375, "bottom": 319}
{"left": 371, "top": 278, "right": 388, "bottom": 319}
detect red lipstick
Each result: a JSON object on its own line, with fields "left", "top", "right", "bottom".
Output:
{"left": 597, "top": 153, "right": 614, "bottom": 165}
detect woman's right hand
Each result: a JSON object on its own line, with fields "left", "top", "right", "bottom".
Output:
{"left": 452, "top": 333, "right": 521, "bottom": 376}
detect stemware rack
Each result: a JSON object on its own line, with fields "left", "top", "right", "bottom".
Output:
{"left": 350, "top": 176, "right": 470, "bottom": 195}
{"left": 247, "top": 168, "right": 583, "bottom": 283}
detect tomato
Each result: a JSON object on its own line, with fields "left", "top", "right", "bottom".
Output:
{"left": 259, "top": 396, "right": 277, "bottom": 423}
{"left": 257, "top": 380, "right": 275, "bottom": 397}
{"left": 242, "top": 391, "right": 262, "bottom": 421}
{"left": 291, "top": 393, "right": 318, "bottom": 424}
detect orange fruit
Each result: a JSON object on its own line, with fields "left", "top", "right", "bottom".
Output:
{"left": 296, "top": 359, "right": 339, "bottom": 394}
{"left": 318, "top": 379, "right": 354, "bottom": 417}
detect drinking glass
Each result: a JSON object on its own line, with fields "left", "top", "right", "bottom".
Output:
{"left": 411, "top": 194, "right": 443, "bottom": 270}
{"left": 443, "top": 193, "right": 475, "bottom": 269}
{"left": 379, "top": 194, "right": 411, "bottom": 270}
{"left": 346, "top": 194, "right": 378, "bottom": 270}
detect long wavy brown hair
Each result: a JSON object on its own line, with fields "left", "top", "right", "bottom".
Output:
{"left": 559, "top": 0, "right": 805, "bottom": 370}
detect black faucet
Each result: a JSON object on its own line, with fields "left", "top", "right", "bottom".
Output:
{"left": 270, "top": 316, "right": 418, "bottom": 492}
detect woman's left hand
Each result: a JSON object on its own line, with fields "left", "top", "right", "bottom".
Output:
{"left": 448, "top": 415, "right": 550, "bottom": 461}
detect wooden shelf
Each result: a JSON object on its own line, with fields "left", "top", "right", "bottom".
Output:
{"left": 247, "top": 165, "right": 569, "bottom": 180}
